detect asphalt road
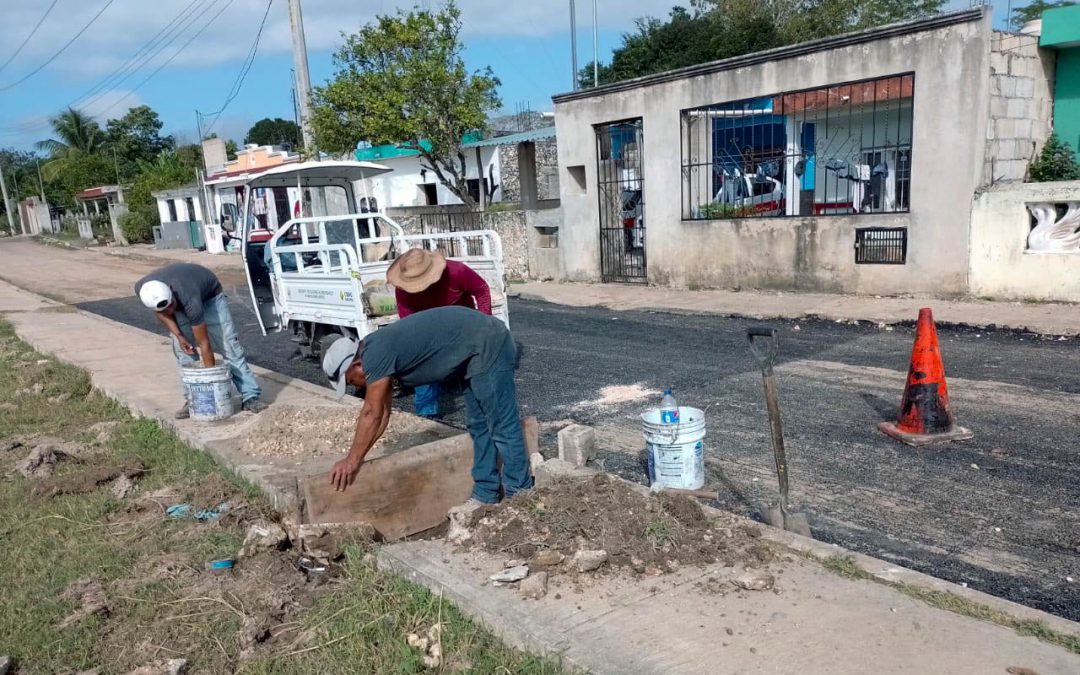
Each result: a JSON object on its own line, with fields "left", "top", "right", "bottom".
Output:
{"left": 77, "top": 285, "right": 1080, "bottom": 621}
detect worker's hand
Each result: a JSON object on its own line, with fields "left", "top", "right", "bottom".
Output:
{"left": 177, "top": 336, "right": 196, "bottom": 355}
{"left": 329, "top": 456, "right": 363, "bottom": 492}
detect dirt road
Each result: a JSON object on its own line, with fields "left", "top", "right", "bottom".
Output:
{"left": 3, "top": 237, "right": 1078, "bottom": 622}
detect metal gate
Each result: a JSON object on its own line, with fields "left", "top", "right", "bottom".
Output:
{"left": 596, "top": 119, "right": 647, "bottom": 283}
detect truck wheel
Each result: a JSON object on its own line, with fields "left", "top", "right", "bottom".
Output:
{"left": 315, "top": 331, "right": 342, "bottom": 360}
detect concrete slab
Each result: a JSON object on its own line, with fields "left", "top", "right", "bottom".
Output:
{"left": 380, "top": 539, "right": 1080, "bottom": 675}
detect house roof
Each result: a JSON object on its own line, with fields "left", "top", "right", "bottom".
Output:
{"left": 243, "top": 161, "right": 393, "bottom": 189}
{"left": 461, "top": 127, "right": 556, "bottom": 148}
{"left": 76, "top": 185, "right": 121, "bottom": 200}
{"left": 205, "top": 158, "right": 302, "bottom": 185}
{"left": 551, "top": 8, "right": 987, "bottom": 104}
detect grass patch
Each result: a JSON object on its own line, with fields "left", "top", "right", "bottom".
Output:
{"left": 0, "top": 318, "right": 573, "bottom": 674}
{"left": 812, "top": 554, "right": 1080, "bottom": 655}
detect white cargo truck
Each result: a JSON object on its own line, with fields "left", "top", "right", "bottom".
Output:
{"left": 240, "top": 161, "right": 509, "bottom": 359}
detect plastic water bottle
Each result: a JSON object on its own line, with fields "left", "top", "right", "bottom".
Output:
{"left": 660, "top": 389, "right": 679, "bottom": 425}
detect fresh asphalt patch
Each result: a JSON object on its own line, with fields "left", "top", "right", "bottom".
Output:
{"left": 77, "top": 289, "right": 1080, "bottom": 621}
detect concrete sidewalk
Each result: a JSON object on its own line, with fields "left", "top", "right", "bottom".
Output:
{"left": 517, "top": 282, "right": 1080, "bottom": 336}
{"left": 0, "top": 278, "right": 451, "bottom": 511}
{"left": 3, "top": 279, "right": 1079, "bottom": 674}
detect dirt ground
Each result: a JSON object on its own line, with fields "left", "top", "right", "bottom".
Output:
{"left": 467, "top": 474, "right": 777, "bottom": 580}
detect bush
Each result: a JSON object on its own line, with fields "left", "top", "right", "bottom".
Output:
{"left": 697, "top": 202, "right": 758, "bottom": 219}
{"left": 119, "top": 206, "right": 159, "bottom": 243}
{"left": 1029, "top": 134, "right": 1080, "bottom": 182}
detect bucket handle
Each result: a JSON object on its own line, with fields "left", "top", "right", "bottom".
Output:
{"left": 747, "top": 326, "right": 779, "bottom": 376}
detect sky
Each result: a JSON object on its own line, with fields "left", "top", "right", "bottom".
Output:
{"left": 0, "top": 0, "right": 1009, "bottom": 152}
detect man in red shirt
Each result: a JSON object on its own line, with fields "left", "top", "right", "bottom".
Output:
{"left": 387, "top": 248, "right": 492, "bottom": 417}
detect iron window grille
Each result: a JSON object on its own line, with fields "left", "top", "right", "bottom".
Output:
{"left": 855, "top": 227, "right": 907, "bottom": 264}
{"left": 681, "top": 73, "right": 915, "bottom": 220}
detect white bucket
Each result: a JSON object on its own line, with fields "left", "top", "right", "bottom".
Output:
{"left": 641, "top": 406, "right": 706, "bottom": 490}
{"left": 181, "top": 364, "right": 235, "bottom": 422}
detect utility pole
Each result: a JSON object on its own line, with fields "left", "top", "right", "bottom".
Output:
{"left": 36, "top": 160, "right": 45, "bottom": 201}
{"left": 288, "top": 0, "right": 314, "bottom": 152}
{"left": 0, "top": 162, "right": 16, "bottom": 235}
{"left": 592, "top": 0, "right": 598, "bottom": 88}
{"left": 570, "top": 0, "right": 578, "bottom": 90}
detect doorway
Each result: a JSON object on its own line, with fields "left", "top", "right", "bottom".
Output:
{"left": 596, "top": 119, "right": 646, "bottom": 283}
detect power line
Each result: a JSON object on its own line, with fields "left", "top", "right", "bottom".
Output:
{"left": 199, "top": 0, "right": 275, "bottom": 138}
{"left": 0, "top": 0, "right": 61, "bottom": 77}
{"left": 93, "top": 0, "right": 238, "bottom": 121}
{"left": 0, "top": 0, "right": 212, "bottom": 137}
{"left": 0, "top": 0, "right": 116, "bottom": 93}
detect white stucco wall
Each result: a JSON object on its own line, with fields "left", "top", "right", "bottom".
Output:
{"left": 367, "top": 148, "right": 502, "bottom": 208}
{"left": 969, "top": 180, "right": 1080, "bottom": 302}
{"left": 552, "top": 10, "right": 993, "bottom": 295}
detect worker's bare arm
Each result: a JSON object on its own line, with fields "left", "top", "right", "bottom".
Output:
{"left": 329, "top": 377, "right": 393, "bottom": 491}
{"left": 156, "top": 312, "right": 195, "bottom": 355}
{"left": 190, "top": 323, "right": 216, "bottom": 368}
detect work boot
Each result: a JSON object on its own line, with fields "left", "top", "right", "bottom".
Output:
{"left": 241, "top": 398, "right": 268, "bottom": 414}
{"left": 174, "top": 402, "right": 190, "bottom": 420}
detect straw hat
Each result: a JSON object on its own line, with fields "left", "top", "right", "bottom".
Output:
{"left": 387, "top": 249, "right": 447, "bottom": 294}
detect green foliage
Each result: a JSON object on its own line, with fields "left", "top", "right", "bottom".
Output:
{"left": 51, "top": 153, "right": 115, "bottom": 209}
{"left": 1010, "top": 0, "right": 1075, "bottom": 30}
{"left": 697, "top": 201, "right": 759, "bottom": 219}
{"left": 581, "top": 0, "right": 946, "bottom": 87}
{"left": 126, "top": 151, "right": 197, "bottom": 212}
{"left": 35, "top": 108, "right": 108, "bottom": 186}
{"left": 1028, "top": 133, "right": 1080, "bottom": 182}
{"left": 119, "top": 206, "right": 159, "bottom": 243}
{"left": 244, "top": 117, "right": 301, "bottom": 148}
{"left": 105, "top": 105, "right": 175, "bottom": 181}
{"left": 311, "top": 1, "right": 501, "bottom": 207}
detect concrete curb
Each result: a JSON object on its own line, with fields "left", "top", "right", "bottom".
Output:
{"left": 516, "top": 289, "right": 1080, "bottom": 337}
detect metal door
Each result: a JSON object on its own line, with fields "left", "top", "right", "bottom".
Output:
{"left": 596, "top": 119, "right": 646, "bottom": 283}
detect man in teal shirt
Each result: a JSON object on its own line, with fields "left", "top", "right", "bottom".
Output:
{"left": 320, "top": 306, "right": 532, "bottom": 503}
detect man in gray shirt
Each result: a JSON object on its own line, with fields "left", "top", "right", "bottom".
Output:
{"left": 320, "top": 306, "right": 533, "bottom": 502}
{"left": 135, "top": 263, "right": 265, "bottom": 418}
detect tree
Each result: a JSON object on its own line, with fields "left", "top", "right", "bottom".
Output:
{"left": 105, "top": 105, "right": 174, "bottom": 180}
{"left": 245, "top": 118, "right": 301, "bottom": 148}
{"left": 582, "top": 0, "right": 946, "bottom": 88}
{"left": 310, "top": 2, "right": 501, "bottom": 207}
{"left": 1010, "top": 1, "right": 1075, "bottom": 30}
{"left": 35, "top": 107, "right": 106, "bottom": 181}
{"left": 1028, "top": 133, "right": 1080, "bottom": 182}
{"left": 120, "top": 150, "right": 199, "bottom": 243}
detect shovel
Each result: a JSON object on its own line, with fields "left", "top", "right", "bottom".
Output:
{"left": 747, "top": 326, "right": 811, "bottom": 537}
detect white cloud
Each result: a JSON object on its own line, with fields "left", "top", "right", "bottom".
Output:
{"left": 0, "top": 0, "right": 681, "bottom": 82}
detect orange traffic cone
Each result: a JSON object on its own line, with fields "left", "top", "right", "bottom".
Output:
{"left": 879, "top": 308, "right": 974, "bottom": 446}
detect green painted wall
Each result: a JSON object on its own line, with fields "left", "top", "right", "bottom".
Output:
{"left": 1054, "top": 48, "right": 1080, "bottom": 159}
{"left": 1040, "top": 5, "right": 1080, "bottom": 48}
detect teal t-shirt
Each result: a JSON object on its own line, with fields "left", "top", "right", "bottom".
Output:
{"left": 360, "top": 306, "right": 510, "bottom": 387}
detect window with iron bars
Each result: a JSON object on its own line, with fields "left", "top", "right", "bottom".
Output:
{"left": 680, "top": 73, "right": 914, "bottom": 220}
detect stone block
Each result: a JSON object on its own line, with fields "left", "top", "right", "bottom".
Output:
{"left": 1014, "top": 118, "right": 1033, "bottom": 138}
{"left": 989, "top": 50, "right": 1009, "bottom": 75}
{"left": 1016, "top": 77, "right": 1035, "bottom": 99}
{"left": 533, "top": 457, "right": 578, "bottom": 488}
{"left": 994, "top": 117, "right": 1018, "bottom": 139}
{"left": 989, "top": 96, "right": 1009, "bottom": 118}
{"left": 1006, "top": 97, "right": 1032, "bottom": 120}
{"left": 993, "top": 76, "right": 1019, "bottom": 97}
{"left": 299, "top": 522, "right": 376, "bottom": 562}
{"left": 557, "top": 424, "right": 596, "bottom": 468}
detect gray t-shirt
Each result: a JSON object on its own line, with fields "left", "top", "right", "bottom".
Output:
{"left": 361, "top": 306, "right": 511, "bottom": 387}
{"left": 134, "top": 263, "right": 223, "bottom": 325}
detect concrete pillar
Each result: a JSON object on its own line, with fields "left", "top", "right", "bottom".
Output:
{"left": 558, "top": 424, "right": 596, "bottom": 468}
{"left": 475, "top": 147, "right": 487, "bottom": 210}
{"left": 518, "top": 141, "right": 539, "bottom": 209}
{"left": 785, "top": 115, "right": 799, "bottom": 216}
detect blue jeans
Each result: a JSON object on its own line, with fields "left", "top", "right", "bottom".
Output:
{"left": 463, "top": 337, "right": 534, "bottom": 503}
{"left": 172, "top": 294, "right": 261, "bottom": 403}
{"left": 414, "top": 383, "right": 440, "bottom": 416}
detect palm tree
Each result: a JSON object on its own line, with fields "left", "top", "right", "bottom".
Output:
{"left": 35, "top": 107, "right": 105, "bottom": 180}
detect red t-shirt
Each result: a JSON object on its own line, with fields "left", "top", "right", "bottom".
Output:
{"left": 395, "top": 259, "right": 493, "bottom": 318}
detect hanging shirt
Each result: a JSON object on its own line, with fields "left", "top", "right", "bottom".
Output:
{"left": 395, "top": 259, "right": 492, "bottom": 318}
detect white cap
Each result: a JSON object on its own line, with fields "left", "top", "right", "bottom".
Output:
{"left": 322, "top": 336, "right": 361, "bottom": 398}
{"left": 138, "top": 280, "right": 173, "bottom": 312}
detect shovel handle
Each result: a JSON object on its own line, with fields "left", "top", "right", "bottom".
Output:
{"left": 747, "top": 326, "right": 779, "bottom": 376}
